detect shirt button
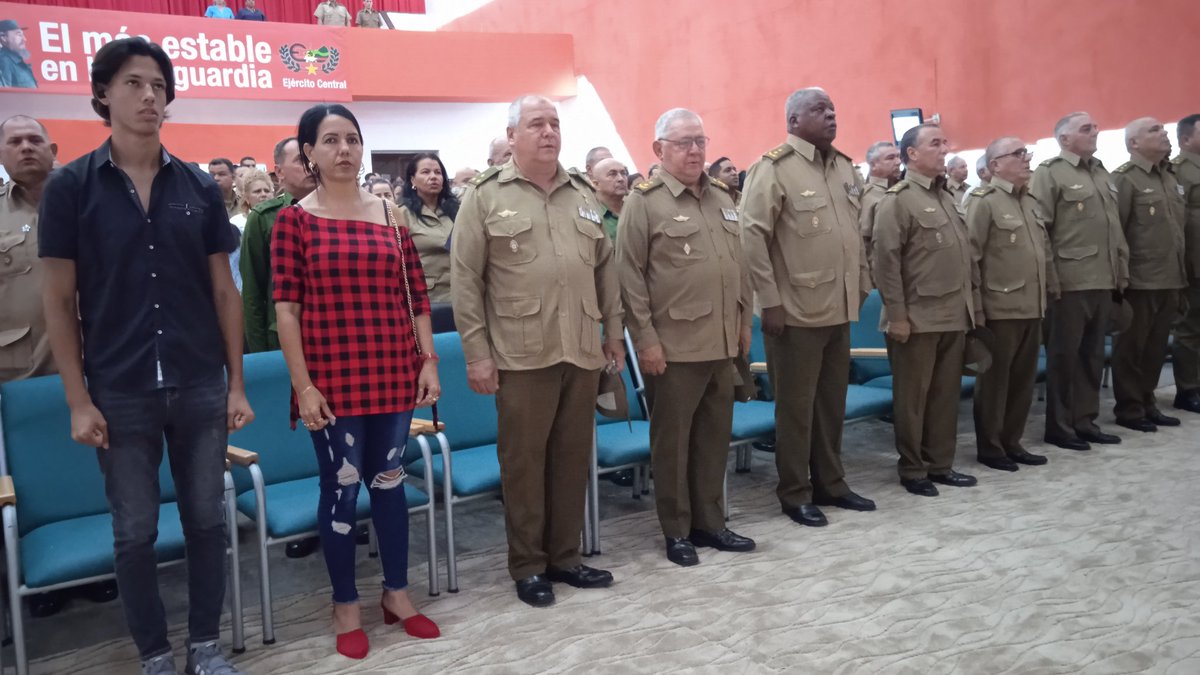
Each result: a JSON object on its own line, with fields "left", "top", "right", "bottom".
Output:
{"left": 146, "top": 218, "right": 151, "bottom": 223}
{"left": 129, "top": 189, "right": 135, "bottom": 194}
{"left": 154, "top": 304, "right": 160, "bottom": 309}
{"left": 151, "top": 273, "right": 157, "bottom": 278}
{"left": 148, "top": 244, "right": 155, "bottom": 250}
{"left": 157, "top": 330, "right": 163, "bottom": 335}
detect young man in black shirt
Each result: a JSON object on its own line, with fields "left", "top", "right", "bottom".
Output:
{"left": 39, "top": 38, "right": 253, "bottom": 675}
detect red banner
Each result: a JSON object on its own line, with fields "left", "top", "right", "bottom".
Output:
{"left": 0, "top": 1, "right": 350, "bottom": 100}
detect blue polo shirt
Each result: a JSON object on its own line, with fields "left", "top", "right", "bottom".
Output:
{"left": 38, "top": 139, "right": 239, "bottom": 392}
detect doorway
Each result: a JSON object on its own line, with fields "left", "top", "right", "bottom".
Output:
{"left": 370, "top": 150, "right": 438, "bottom": 185}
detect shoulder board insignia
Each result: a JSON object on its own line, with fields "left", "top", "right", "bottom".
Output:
{"left": 1114, "top": 162, "right": 1133, "bottom": 173}
{"left": 1038, "top": 157, "right": 1061, "bottom": 167}
{"left": 709, "top": 176, "right": 733, "bottom": 193}
{"left": 762, "top": 143, "right": 794, "bottom": 162}
{"left": 886, "top": 182, "right": 910, "bottom": 194}
{"left": 567, "top": 168, "right": 597, "bottom": 193}
{"left": 470, "top": 165, "right": 501, "bottom": 186}
{"left": 634, "top": 176, "right": 664, "bottom": 193}
{"left": 1170, "top": 155, "right": 1185, "bottom": 165}
{"left": 970, "top": 185, "right": 994, "bottom": 197}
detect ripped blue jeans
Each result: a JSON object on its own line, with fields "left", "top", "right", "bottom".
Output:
{"left": 310, "top": 411, "right": 413, "bottom": 603}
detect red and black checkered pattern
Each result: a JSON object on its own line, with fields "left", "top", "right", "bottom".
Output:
{"left": 272, "top": 205, "right": 430, "bottom": 426}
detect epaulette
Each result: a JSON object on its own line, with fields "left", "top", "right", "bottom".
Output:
{"left": 633, "top": 176, "right": 664, "bottom": 193}
{"left": 469, "top": 165, "right": 501, "bottom": 187}
{"left": 249, "top": 192, "right": 289, "bottom": 214}
{"left": 709, "top": 176, "right": 734, "bottom": 194}
{"left": 886, "top": 181, "right": 910, "bottom": 194}
{"left": 1039, "top": 156, "right": 1062, "bottom": 167}
{"left": 1113, "top": 161, "right": 1133, "bottom": 173}
{"left": 970, "top": 185, "right": 995, "bottom": 197}
{"left": 762, "top": 144, "right": 794, "bottom": 162}
{"left": 1170, "top": 155, "right": 1185, "bottom": 165}
{"left": 567, "top": 167, "right": 597, "bottom": 193}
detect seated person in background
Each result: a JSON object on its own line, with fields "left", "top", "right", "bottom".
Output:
{"left": 399, "top": 152, "right": 459, "bottom": 304}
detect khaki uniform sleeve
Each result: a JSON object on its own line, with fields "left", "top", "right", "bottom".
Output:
{"left": 871, "top": 195, "right": 909, "bottom": 325}
{"left": 450, "top": 187, "right": 492, "bottom": 363}
{"left": 738, "top": 163, "right": 785, "bottom": 309}
{"left": 593, "top": 220, "right": 624, "bottom": 339}
{"left": 1044, "top": 223, "right": 1061, "bottom": 299}
{"left": 1114, "top": 171, "right": 1134, "bottom": 238}
{"left": 616, "top": 193, "right": 658, "bottom": 350}
{"left": 740, "top": 255, "right": 753, "bottom": 329}
{"left": 1029, "top": 166, "right": 1058, "bottom": 238}
{"left": 965, "top": 196, "right": 990, "bottom": 273}
{"left": 854, "top": 173, "right": 872, "bottom": 295}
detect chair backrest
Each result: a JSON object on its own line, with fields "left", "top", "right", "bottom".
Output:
{"left": 850, "top": 289, "right": 891, "bottom": 384}
{"left": 228, "top": 351, "right": 318, "bottom": 493}
{"left": 0, "top": 375, "right": 179, "bottom": 537}
{"left": 419, "top": 332, "right": 499, "bottom": 451}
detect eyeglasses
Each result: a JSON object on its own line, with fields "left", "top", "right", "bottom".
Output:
{"left": 657, "top": 136, "right": 710, "bottom": 150}
{"left": 994, "top": 147, "right": 1033, "bottom": 162}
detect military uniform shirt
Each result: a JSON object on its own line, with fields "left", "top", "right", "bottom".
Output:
{"left": 401, "top": 202, "right": 453, "bottom": 304}
{"left": 1112, "top": 155, "right": 1187, "bottom": 290}
{"left": 451, "top": 160, "right": 623, "bottom": 371}
{"left": 617, "top": 171, "right": 751, "bottom": 362}
{"left": 1172, "top": 150, "right": 1200, "bottom": 279}
{"left": 0, "top": 181, "right": 53, "bottom": 381}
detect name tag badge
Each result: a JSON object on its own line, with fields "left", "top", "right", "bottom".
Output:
{"left": 721, "top": 207, "right": 738, "bottom": 222}
{"left": 578, "top": 206, "right": 600, "bottom": 224}
{"left": 1180, "top": 185, "right": 1187, "bottom": 197}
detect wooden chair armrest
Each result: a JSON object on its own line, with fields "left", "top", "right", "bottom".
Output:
{"left": 749, "top": 361, "right": 768, "bottom": 374}
{"left": 226, "top": 445, "right": 260, "bottom": 466}
{"left": 0, "top": 475, "right": 15, "bottom": 507}
{"left": 410, "top": 418, "right": 446, "bottom": 437}
{"left": 849, "top": 347, "right": 889, "bottom": 359}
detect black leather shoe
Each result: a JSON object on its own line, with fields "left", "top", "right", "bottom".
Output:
{"left": 751, "top": 440, "right": 776, "bottom": 453}
{"left": 546, "top": 564, "right": 613, "bottom": 588}
{"left": 689, "top": 528, "right": 756, "bottom": 552}
{"left": 900, "top": 478, "right": 938, "bottom": 497}
{"left": 285, "top": 536, "right": 320, "bottom": 559}
{"left": 781, "top": 504, "right": 828, "bottom": 527}
{"left": 978, "top": 456, "right": 1019, "bottom": 472}
{"left": 1076, "top": 428, "right": 1120, "bottom": 444}
{"left": 665, "top": 537, "right": 699, "bottom": 567}
{"left": 606, "top": 469, "right": 635, "bottom": 487}
{"left": 515, "top": 575, "right": 555, "bottom": 607}
{"left": 1115, "top": 417, "right": 1157, "bottom": 433}
{"left": 79, "top": 579, "right": 119, "bottom": 603}
{"left": 929, "top": 470, "right": 977, "bottom": 487}
{"left": 1147, "top": 410, "right": 1181, "bottom": 427}
{"left": 28, "top": 591, "right": 65, "bottom": 618}
{"left": 1009, "top": 449, "right": 1048, "bottom": 466}
{"left": 1175, "top": 390, "right": 1200, "bottom": 414}
{"left": 1045, "top": 435, "right": 1091, "bottom": 451}
{"left": 814, "top": 491, "right": 876, "bottom": 512}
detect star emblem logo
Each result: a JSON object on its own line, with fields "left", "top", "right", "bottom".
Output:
{"left": 306, "top": 63, "right": 319, "bottom": 75}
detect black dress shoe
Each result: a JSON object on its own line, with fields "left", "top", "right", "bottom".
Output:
{"left": 751, "top": 440, "right": 776, "bottom": 453}
{"left": 929, "top": 470, "right": 977, "bottom": 487}
{"left": 814, "top": 491, "right": 876, "bottom": 512}
{"left": 1147, "top": 410, "right": 1181, "bottom": 427}
{"left": 28, "top": 591, "right": 65, "bottom": 618}
{"left": 1115, "top": 417, "right": 1157, "bottom": 433}
{"left": 78, "top": 579, "right": 119, "bottom": 603}
{"left": 1008, "top": 449, "right": 1048, "bottom": 466}
{"left": 978, "top": 456, "right": 1019, "bottom": 472}
{"left": 900, "top": 478, "right": 938, "bottom": 497}
{"left": 689, "top": 528, "right": 756, "bottom": 552}
{"left": 665, "top": 537, "right": 699, "bottom": 567}
{"left": 781, "top": 504, "right": 828, "bottom": 527}
{"left": 546, "top": 564, "right": 613, "bottom": 588}
{"left": 285, "top": 536, "right": 320, "bottom": 559}
{"left": 606, "top": 469, "right": 635, "bottom": 487}
{"left": 515, "top": 575, "right": 555, "bottom": 607}
{"left": 1076, "top": 429, "right": 1120, "bottom": 444}
{"left": 1045, "top": 435, "right": 1091, "bottom": 451}
{"left": 1175, "top": 390, "right": 1200, "bottom": 414}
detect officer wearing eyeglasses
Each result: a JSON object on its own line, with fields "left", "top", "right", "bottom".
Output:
{"left": 965, "top": 138, "right": 1058, "bottom": 472}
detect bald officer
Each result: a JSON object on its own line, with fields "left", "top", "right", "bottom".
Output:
{"left": 452, "top": 95, "right": 625, "bottom": 608}
{"left": 1110, "top": 117, "right": 1187, "bottom": 431}
{"left": 618, "top": 108, "right": 755, "bottom": 566}
{"left": 1031, "top": 112, "right": 1129, "bottom": 450}
{"left": 1172, "top": 114, "right": 1200, "bottom": 415}
{"left": 966, "top": 136, "right": 1058, "bottom": 472}
{"left": 740, "top": 88, "right": 876, "bottom": 527}
{"left": 872, "top": 123, "right": 982, "bottom": 497}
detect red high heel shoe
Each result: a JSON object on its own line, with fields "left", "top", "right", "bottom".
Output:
{"left": 381, "top": 600, "right": 441, "bottom": 639}
{"left": 336, "top": 628, "right": 369, "bottom": 659}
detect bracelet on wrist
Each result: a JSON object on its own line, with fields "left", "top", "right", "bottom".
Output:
{"left": 298, "top": 385, "right": 315, "bottom": 396}
{"left": 420, "top": 352, "right": 439, "bottom": 362}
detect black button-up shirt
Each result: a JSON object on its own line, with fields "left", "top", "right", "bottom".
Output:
{"left": 38, "top": 139, "right": 238, "bottom": 392}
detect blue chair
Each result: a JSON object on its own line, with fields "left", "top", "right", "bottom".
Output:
{"left": 227, "top": 351, "right": 437, "bottom": 644}
{"left": 407, "top": 332, "right": 503, "bottom": 593}
{"left": 850, "top": 290, "right": 892, "bottom": 385}
{"left": 0, "top": 376, "right": 245, "bottom": 675}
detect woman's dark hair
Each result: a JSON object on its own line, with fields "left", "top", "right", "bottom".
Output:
{"left": 366, "top": 177, "right": 393, "bottom": 194}
{"left": 401, "top": 152, "right": 459, "bottom": 221}
{"left": 90, "top": 38, "right": 176, "bottom": 126}
{"left": 296, "top": 103, "right": 363, "bottom": 184}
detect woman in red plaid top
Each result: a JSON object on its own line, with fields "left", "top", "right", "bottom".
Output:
{"left": 272, "top": 104, "right": 441, "bottom": 659}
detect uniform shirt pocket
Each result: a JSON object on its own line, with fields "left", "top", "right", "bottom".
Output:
{"left": 985, "top": 278, "right": 1027, "bottom": 294}
{"left": 574, "top": 218, "right": 604, "bottom": 266}
{"left": 1133, "top": 192, "right": 1166, "bottom": 224}
{"left": 790, "top": 195, "right": 832, "bottom": 237}
{"left": 916, "top": 214, "right": 953, "bottom": 250}
{"left": 0, "top": 326, "right": 33, "bottom": 371}
{"left": 492, "top": 295, "right": 543, "bottom": 357}
{"left": 0, "top": 230, "right": 33, "bottom": 278}
{"left": 580, "top": 295, "right": 602, "bottom": 354}
{"left": 486, "top": 217, "right": 537, "bottom": 265}
{"left": 1060, "top": 185, "right": 1095, "bottom": 219}
{"left": 1056, "top": 244, "right": 1099, "bottom": 261}
{"left": 660, "top": 220, "right": 707, "bottom": 266}
{"left": 789, "top": 267, "right": 838, "bottom": 317}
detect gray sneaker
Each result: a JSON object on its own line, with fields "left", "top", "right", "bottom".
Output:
{"left": 185, "top": 641, "right": 243, "bottom": 675}
{"left": 142, "top": 653, "right": 179, "bottom": 675}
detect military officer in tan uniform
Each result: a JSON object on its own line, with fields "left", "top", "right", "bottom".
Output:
{"left": 860, "top": 140, "right": 902, "bottom": 254}
{"left": 1109, "top": 117, "right": 1187, "bottom": 431}
{"left": 618, "top": 108, "right": 755, "bottom": 567}
{"left": 0, "top": 115, "right": 57, "bottom": 383}
{"left": 740, "top": 88, "right": 876, "bottom": 526}
{"left": 1031, "top": 111, "right": 1129, "bottom": 450}
{"left": 966, "top": 136, "right": 1059, "bottom": 472}
{"left": 946, "top": 155, "right": 970, "bottom": 203}
{"left": 962, "top": 155, "right": 993, "bottom": 210}
{"left": 1171, "top": 114, "right": 1200, "bottom": 414}
{"left": 451, "top": 95, "right": 625, "bottom": 607}
{"left": 872, "top": 123, "right": 981, "bottom": 497}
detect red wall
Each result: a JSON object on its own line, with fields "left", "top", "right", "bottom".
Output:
{"left": 443, "top": 0, "right": 1198, "bottom": 170}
